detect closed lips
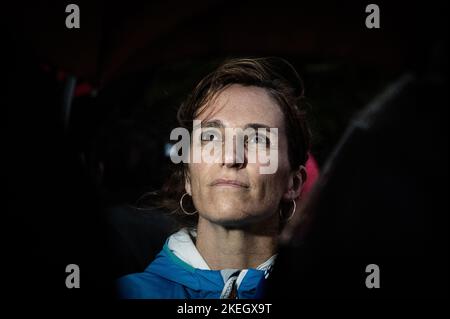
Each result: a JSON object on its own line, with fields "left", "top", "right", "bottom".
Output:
{"left": 210, "top": 179, "right": 249, "bottom": 188}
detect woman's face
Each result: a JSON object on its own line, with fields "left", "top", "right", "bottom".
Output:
{"left": 185, "top": 84, "right": 302, "bottom": 227}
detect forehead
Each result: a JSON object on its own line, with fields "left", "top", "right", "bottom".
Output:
{"left": 196, "top": 84, "right": 285, "bottom": 128}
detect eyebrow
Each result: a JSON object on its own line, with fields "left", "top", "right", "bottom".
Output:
{"left": 199, "top": 119, "right": 272, "bottom": 130}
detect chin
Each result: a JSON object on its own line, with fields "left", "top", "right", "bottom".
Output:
{"left": 211, "top": 207, "right": 245, "bottom": 220}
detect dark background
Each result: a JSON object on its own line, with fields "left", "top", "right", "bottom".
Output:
{"left": 5, "top": 0, "right": 448, "bottom": 300}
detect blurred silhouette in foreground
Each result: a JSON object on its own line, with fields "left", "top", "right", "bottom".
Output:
{"left": 271, "top": 42, "right": 449, "bottom": 298}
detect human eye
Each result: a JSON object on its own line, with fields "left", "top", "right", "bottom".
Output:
{"left": 201, "top": 129, "right": 222, "bottom": 142}
{"left": 247, "top": 132, "right": 270, "bottom": 146}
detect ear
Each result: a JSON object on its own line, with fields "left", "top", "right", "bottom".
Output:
{"left": 282, "top": 165, "right": 306, "bottom": 201}
{"left": 184, "top": 167, "right": 192, "bottom": 195}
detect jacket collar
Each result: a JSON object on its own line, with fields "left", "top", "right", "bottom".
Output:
{"left": 166, "top": 228, "right": 277, "bottom": 273}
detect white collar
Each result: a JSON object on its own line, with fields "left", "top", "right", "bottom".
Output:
{"left": 167, "top": 228, "right": 277, "bottom": 271}
{"left": 167, "top": 228, "right": 211, "bottom": 270}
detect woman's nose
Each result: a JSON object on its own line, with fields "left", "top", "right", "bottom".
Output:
{"left": 223, "top": 137, "right": 246, "bottom": 169}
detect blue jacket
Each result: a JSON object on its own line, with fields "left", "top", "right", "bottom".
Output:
{"left": 116, "top": 228, "right": 275, "bottom": 299}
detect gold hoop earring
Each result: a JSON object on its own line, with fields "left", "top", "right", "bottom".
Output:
{"left": 279, "top": 199, "right": 296, "bottom": 221}
{"left": 180, "top": 193, "right": 198, "bottom": 215}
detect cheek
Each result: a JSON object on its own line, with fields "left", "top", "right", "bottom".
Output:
{"left": 251, "top": 139, "right": 290, "bottom": 182}
{"left": 188, "top": 163, "right": 210, "bottom": 195}
{"left": 250, "top": 162, "right": 291, "bottom": 199}
{"left": 248, "top": 167, "right": 277, "bottom": 194}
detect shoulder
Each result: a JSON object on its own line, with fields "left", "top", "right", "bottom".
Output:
{"left": 116, "top": 271, "right": 184, "bottom": 299}
{"left": 116, "top": 246, "right": 192, "bottom": 299}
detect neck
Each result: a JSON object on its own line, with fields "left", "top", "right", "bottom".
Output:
{"left": 195, "top": 214, "right": 279, "bottom": 270}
